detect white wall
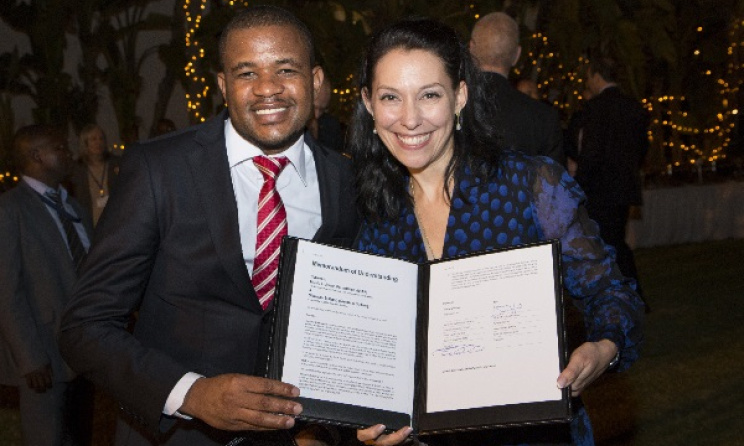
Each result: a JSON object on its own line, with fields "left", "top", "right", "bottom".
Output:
{"left": 1, "top": 0, "right": 192, "bottom": 151}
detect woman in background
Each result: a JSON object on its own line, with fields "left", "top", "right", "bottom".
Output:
{"left": 348, "top": 18, "right": 644, "bottom": 446}
{"left": 70, "top": 124, "right": 120, "bottom": 226}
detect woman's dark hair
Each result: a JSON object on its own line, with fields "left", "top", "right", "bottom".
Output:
{"left": 348, "top": 17, "right": 503, "bottom": 222}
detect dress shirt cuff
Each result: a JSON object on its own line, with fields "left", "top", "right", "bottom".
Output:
{"left": 163, "top": 372, "right": 204, "bottom": 419}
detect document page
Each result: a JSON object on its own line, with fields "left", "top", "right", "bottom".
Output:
{"left": 282, "top": 241, "right": 419, "bottom": 415}
{"left": 426, "top": 244, "right": 562, "bottom": 413}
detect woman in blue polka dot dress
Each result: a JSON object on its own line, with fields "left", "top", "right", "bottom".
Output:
{"left": 350, "top": 18, "right": 644, "bottom": 446}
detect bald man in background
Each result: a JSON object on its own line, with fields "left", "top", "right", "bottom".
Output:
{"left": 470, "top": 12, "right": 565, "bottom": 164}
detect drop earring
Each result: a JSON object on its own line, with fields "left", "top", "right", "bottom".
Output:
{"left": 455, "top": 112, "right": 462, "bottom": 131}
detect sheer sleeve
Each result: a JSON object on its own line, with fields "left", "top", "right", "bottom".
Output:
{"left": 530, "top": 157, "right": 644, "bottom": 371}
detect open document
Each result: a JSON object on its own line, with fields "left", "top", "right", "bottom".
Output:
{"left": 265, "top": 238, "right": 571, "bottom": 435}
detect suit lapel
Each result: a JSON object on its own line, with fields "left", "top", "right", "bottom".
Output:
{"left": 185, "top": 112, "right": 261, "bottom": 311}
{"left": 308, "top": 138, "right": 342, "bottom": 241}
{"left": 183, "top": 125, "right": 344, "bottom": 311}
{"left": 18, "top": 182, "right": 78, "bottom": 279}
{"left": 67, "top": 193, "right": 94, "bottom": 239}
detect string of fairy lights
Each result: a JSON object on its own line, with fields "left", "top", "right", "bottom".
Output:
{"left": 183, "top": 0, "right": 214, "bottom": 124}
{"left": 2, "top": 2, "right": 740, "bottom": 190}
{"left": 514, "top": 24, "right": 740, "bottom": 173}
{"left": 636, "top": 22, "right": 740, "bottom": 173}
{"left": 180, "top": 2, "right": 742, "bottom": 174}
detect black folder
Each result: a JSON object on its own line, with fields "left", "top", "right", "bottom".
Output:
{"left": 264, "top": 237, "right": 571, "bottom": 435}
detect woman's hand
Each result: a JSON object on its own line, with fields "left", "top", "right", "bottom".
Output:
{"left": 557, "top": 339, "right": 618, "bottom": 396}
{"left": 357, "top": 424, "right": 414, "bottom": 446}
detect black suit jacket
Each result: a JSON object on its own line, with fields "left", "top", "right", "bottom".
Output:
{"left": 59, "top": 111, "right": 360, "bottom": 444}
{"left": 576, "top": 86, "right": 650, "bottom": 206}
{"left": 0, "top": 181, "right": 92, "bottom": 386}
{"left": 483, "top": 72, "right": 565, "bottom": 165}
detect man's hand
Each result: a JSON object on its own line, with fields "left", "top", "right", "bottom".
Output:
{"left": 557, "top": 339, "right": 618, "bottom": 396}
{"left": 24, "top": 363, "right": 53, "bottom": 392}
{"left": 357, "top": 424, "right": 414, "bottom": 446}
{"left": 179, "top": 373, "right": 302, "bottom": 431}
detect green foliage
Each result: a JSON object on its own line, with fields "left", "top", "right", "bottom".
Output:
{"left": 146, "top": 0, "right": 191, "bottom": 137}
{"left": 95, "top": 1, "right": 174, "bottom": 142}
{"left": 0, "top": 0, "right": 75, "bottom": 128}
{"left": 0, "top": 94, "right": 15, "bottom": 183}
{"left": 0, "top": 50, "right": 26, "bottom": 180}
{"left": 0, "top": 0, "right": 182, "bottom": 144}
{"left": 0, "top": 0, "right": 742, "bottom": 168}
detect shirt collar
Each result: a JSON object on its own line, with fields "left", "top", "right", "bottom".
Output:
{"left": 599, "top": 83, "right": 618, "bottom": 94}
{"left": 22, "top": 175, "right": 68, "bottom": 200}
{"left": 224, "top": 117, "right": 308, "bottom": 185}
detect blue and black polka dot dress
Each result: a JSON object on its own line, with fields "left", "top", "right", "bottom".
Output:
{"left": 356, "top": 152, "right": 645, "bottom": 446}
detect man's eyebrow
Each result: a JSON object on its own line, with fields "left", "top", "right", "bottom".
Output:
{"left": 275, "top": 57, "right": 305, "bottom": 67}
{"left": 374, "top": 82, "right": 445, "bottom": 92}
{"left": 230, "top": 61, "right": 256, "bottom": 72}
{"left": 229, "top": 58, "right": 305, "bottom": 72}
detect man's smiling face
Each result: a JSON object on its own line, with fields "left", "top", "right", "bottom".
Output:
{"left": 217, "top": 24, "right": 322, "bottom": 154}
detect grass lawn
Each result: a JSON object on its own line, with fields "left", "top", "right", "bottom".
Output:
{"left": 0, "top": 407, "right": 20, "bottom": 445}
{"left": 584, "top": 238, "right": 744, "bottom": 445}
{"left": 1, "top": 238, "right": 743, "bottom": 445}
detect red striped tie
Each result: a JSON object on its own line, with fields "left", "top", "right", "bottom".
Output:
{"left": 252, "top": 155, "right": 291, "bottom": 309}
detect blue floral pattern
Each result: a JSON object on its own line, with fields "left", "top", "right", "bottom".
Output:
{"left": 356, "top": 152, "right": 644, "bottom": 446}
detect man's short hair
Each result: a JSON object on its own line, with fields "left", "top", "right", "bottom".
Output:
{"left": 12, "top": 124, "right": 60, "bottom": 173}
{"left": 588, "top": 57, "right": 619, "bottom": 83}
{"left": 218, "top": 5, "right": 316, "bottom": 71}
{"left": 470, "top": 12, "right": 520, "bottom": 70}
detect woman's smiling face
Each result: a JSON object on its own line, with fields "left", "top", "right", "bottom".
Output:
{"left": 363, "top": 48, "right": 467, "bottom": 174}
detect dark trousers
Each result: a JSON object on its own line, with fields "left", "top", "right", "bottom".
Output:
{"left": 17, "top": 376, "right": 93, "bottom": 446}
{"left": 66, "top": 377, "right": 94, "bottom": 446}
{"left": 585, "top": 201, "right": 644, "bottom": 299}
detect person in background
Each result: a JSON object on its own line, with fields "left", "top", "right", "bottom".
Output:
{"left": 565, "top": 88, "right": 593, "bottom": 177}
{"left": 469, "top": 12, "right": 565, "bottom": 165}
{"left": 575, "top": 57, "right": 650, "bottom": 310}
{"left": 69, "top": 123, "right": 120, "bottom": 226}
{"left": 0, "top": 124, "right": 94, "bottom": 446}
{"left": 153, "top": 118, "right": 177, "bottom": 138}
{"left": 516, "top": 77, "right": 540, "bottom": 100}
{"left": 309, "top": 73, "right": 345, "bottom": 153}
{"left": 348, "top": 17, "right": 644, "bottom": 446}
{"left": 58, "top": 5, "right": 359, "bottom": 446}
{"left": 120, "top": 123, "right": 140, "bottom": 147}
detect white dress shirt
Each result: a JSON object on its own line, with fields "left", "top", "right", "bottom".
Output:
{"left": 164, "top": 117, "right": 323, "bottom": 417}
{"left": 225, "top": 118, "right": 323, "bottom": 273}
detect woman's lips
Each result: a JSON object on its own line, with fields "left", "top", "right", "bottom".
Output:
{"left": 396, "top": 133, "right": 431, "bottom": 147}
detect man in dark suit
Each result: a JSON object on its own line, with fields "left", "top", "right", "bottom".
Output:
{"left": 59, "top": 6, "right": 360, "bottom": 446}
{"left": 0, "top": 125, "right": 93, "bottom": 445}
{"left": 576, "top": 57, "right": 650, "bottom": 305}
{"left": 469, "top": 12, "right": 565, "bottom": 165}
{"left": 310, "top": 73, "right": 345, "bottom": 154}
